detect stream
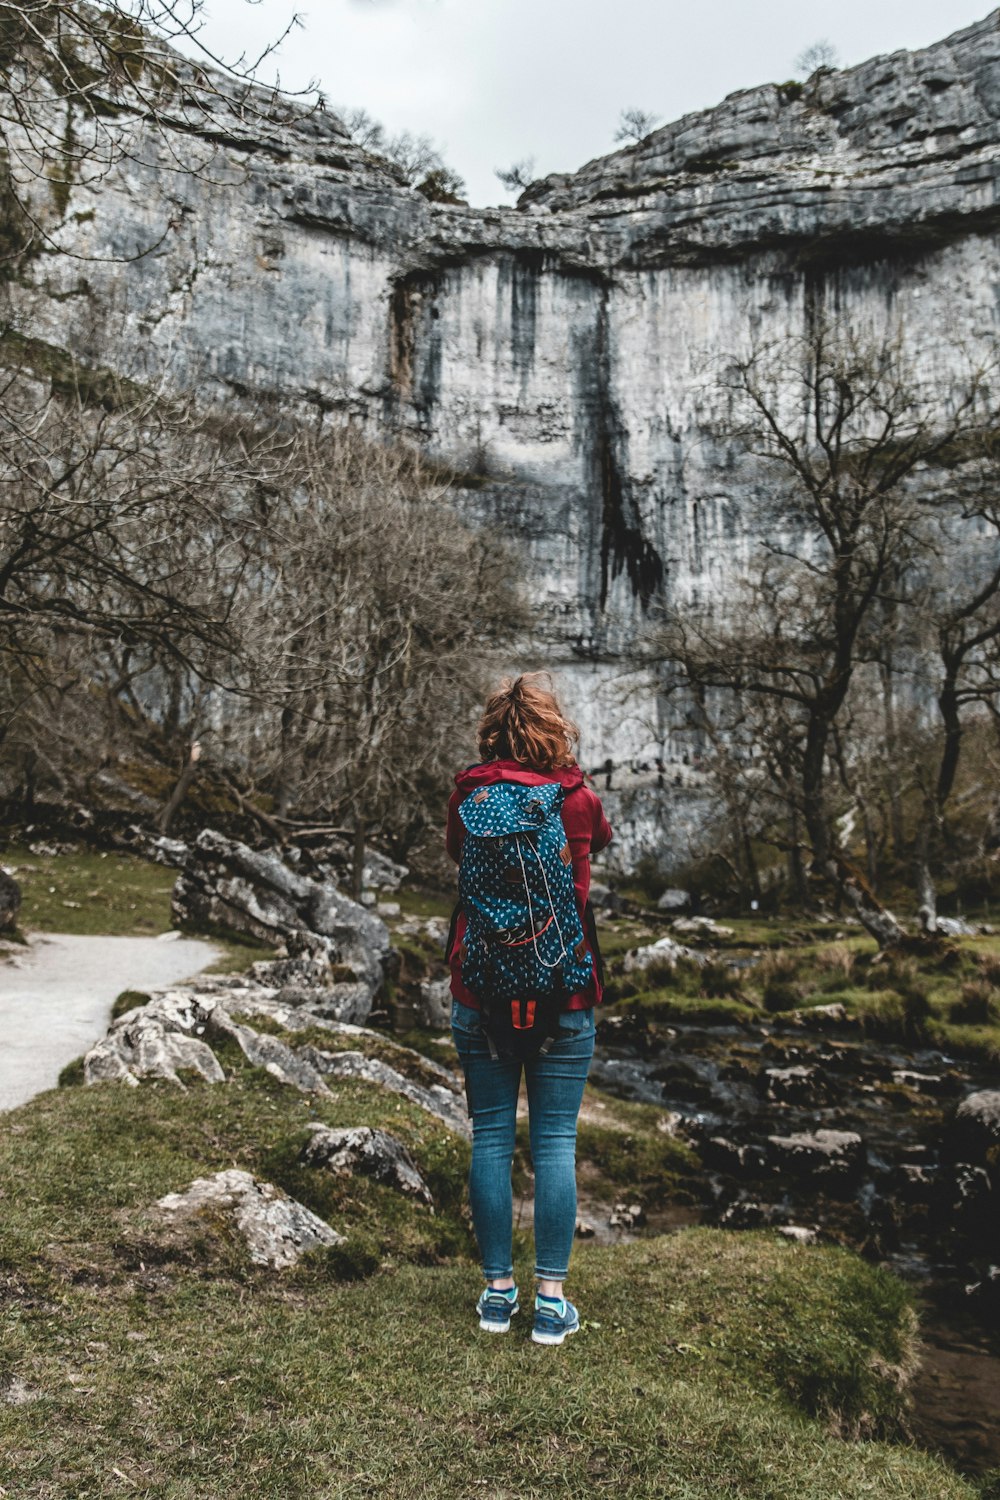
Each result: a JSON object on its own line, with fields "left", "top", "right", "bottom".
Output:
{"left": 591, "top": 1012, "right": 1000, "bottom": 1477}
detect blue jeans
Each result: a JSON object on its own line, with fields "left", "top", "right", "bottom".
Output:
{"left": 451, "top": 998, "right": 595, "bottom": 1281}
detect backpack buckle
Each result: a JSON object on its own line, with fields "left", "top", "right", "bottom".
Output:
{"left": 511, "top": 999, "right": 536, "bottom": 1030}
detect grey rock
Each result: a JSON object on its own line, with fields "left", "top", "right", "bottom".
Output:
{"left": 0, "top": 868, "right": 21, "bottom": 932}
{"left": 206, "top": 1008, "right": 332, "bottom": 1094}
{"left": 171, "top": 829, "right": 388, "bottom": 1004}
{"left": 609, "top": 1202, "right": 646, "bottom": 1230}
{"left": 155, "top": 1169, "right": 343, "bottom": 1268}
{"left": 293, "top": 982, "right": 375, "bottom": 1024}
{"left": 300, "top": 1048, "right": 471, "bottom": 1138}
{"left": 949, "top": 1090, "right": 1000, "bottom": 1164}
{"left": 623, "top": 936, "right": 702, "bottom": 973}
{"left": 776, "top": 1225, "right": 817, "bottom": 1245}
{"left": 657, "top": 888, "right": 692, "bottom": 913}
{"left": 302, "top": 1125, "right": 432, "bottom": 1204}
{"left": 766, "top": 1128, "right": 866, "bottom": 1180}
{"left": 417, "top": 977, "right": 453, "bottom": 1030}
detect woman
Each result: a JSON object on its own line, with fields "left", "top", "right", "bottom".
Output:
{"left": 446, "top": 673, "right": 613, "bottom": 1346}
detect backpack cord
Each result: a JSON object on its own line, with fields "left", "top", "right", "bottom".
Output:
{"left": 514, "top": 832, "right": 569, "bottom": 971}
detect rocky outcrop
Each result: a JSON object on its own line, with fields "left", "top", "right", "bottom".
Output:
{"left": 154, "top": 1170, "right": 342, "bottom": 1268}
{"left": 10, "top": 14, "right": 1000, "bottom": 791}
{"left": 301, "top": 1126, "right": 433, "bottom": 1204}
{"left": 765, "top": 1129, "right": 866, "bottom": 1183}
{"left": 171, "top": 830, "right": 389, "bottom": 1002}
{"left": 81, "top": 971, "right": 470, "bottom": 1136}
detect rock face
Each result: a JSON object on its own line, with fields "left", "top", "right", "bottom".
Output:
{"left": 171, "top": 830, "right": 389, "bottom": 1001}
{"left": 155, "top": 1169, "right": 343, "bottom": 1268}
{"left": 9, "top": 13, "right": 1000, "bottom": 792}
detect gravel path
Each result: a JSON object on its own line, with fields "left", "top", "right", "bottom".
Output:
{"left": 0, "top": 932, "right": 222, "bottom": 1112}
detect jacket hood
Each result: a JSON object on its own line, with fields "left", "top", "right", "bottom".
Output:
{"left": 454, "top": 759, "right": 586, "bottom": 794}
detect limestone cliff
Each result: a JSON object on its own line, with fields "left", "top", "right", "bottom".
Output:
{"left": 7, "top": 9, "right": 1000, "bottom": 774}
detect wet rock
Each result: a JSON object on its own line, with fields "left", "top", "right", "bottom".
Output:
{"left": 951, "top": 1164, "right": 993, "bottom": 1225}
{"left": 84, "top": 990, "right": 227, "bottom": 1089}
{"left": 896, "top": 1163, "right": 940, "bottom": 1201}
{"left": 575, "top": 1217, "right": 597, "bottom": 1239}
{"left": 704, "top": 1136, "right": 766, "bottom": 1175}
{"left": 766, "top": 1128, "right": 865, "bottom": 1182}
{"left": 891, "top": 1069, "right": 956, "bottom": 1098}
{"left": 300, "top": 1048, "right": 471, "bottom": 1139}
{"left": 759, "top": 1064, "right": 831, "bottom": 1106}
{"left": 589, "top": 883, "right": 622, "bottom": 913}
{"left": 155, "top": 1169, "right": 342, "bottom": 1268}
{"left": 964, "top": 1265, "right": 1000, "bottom": 1327}
{"left": 609, "top": 1202, "right": 646, "bottom": 1229}
{"left": 672, "top": 916, "right": 735, "bottom": 939}
{"left": 596, "top": 1010, "right": 655, "bottom": 1053}
{"left": 717, "top": 1199, "right": 783, "bottom": 1230}
{"left": 657, "top": 888, "right": 691, "bottom": 913}
{"left": 0, "top": 868, "right": 22, "bottom": 931}
{"left": 949, "top": 1090, "right": 1000, "bottom": 1165}
{"left": 301, "top": 1126, "right": 432, "bottom": 1205}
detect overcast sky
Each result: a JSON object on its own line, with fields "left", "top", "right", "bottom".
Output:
{"left": 181, "top": 0, "right": 991, "bottom": 204}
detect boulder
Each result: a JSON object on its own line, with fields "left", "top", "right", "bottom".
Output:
{"left": 0, "top": 868, "right": 21, "bottom": 932}
{"left": 171, "top": 829, "right": 389, "bottom": 1004}
{"left": 301, "top": 1126, "right": 432, "bottom": 1205}
{"left": 949, "top": 1090, "right": 1000, "bottom": 1165}
{"left": 623, "top": 935, "right": 701, "bottom": 974}
{"left": 84, "top": 990, "right": 227, "bottom": 1088}
{"left": 360, "top": 850, "right": 408, "bottom": 891}
{"left": 589, "top": 883, "right": 622, "bottom": 912}
{"left": 766, "top": 1128, "right": 865, "bottom": 1181}
{"left": 759, "top": 1065, "right": 832, "bottom": 1106}
{"left": 155, "top": 1169, "right": 342, "bottom": 1268}
{"left": 657, "top": 888, "right": 692, "bottom": 913}
{"left": 672, "top": 916, "right": 734, "bottom": 938}
{"left": 609, "top": 1202, "right": 646, "bottom": 1229}
{"left": 417, "top": 977, "right": 452, "bottom": 1030}
{"left": 776, "top": 1225, "right": 818, "bottom": 1245}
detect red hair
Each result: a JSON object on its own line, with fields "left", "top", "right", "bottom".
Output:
{"left": 477, "top": 673, "right": 579, "bottom": 770}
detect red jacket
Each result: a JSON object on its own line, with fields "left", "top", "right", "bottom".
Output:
{"left": 445, "top": 759, "right": 613, "bottom": 1011}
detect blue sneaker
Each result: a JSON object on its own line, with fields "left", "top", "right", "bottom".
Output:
{"left": 476, "top": 1284, "right": 519, "bottom": 1333}
{"left": 532, "top": 1295, "right": 580, "bottom": 1346}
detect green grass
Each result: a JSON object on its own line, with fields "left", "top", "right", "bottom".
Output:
{"left": 0, "top": 971, "right": 983, "bottom": 1496}
{"left": 4, "top": 844, "right": 176, "bottom": 936}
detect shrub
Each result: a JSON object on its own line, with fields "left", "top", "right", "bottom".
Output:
{"left": 758, "top": 951, "right": 804, "bottom": 1013}
{"left": 700, "top": 960, "right": 745, "bottom": 1001}
{"left": 948, "top": 980, "right": 999, "bottom": 1026}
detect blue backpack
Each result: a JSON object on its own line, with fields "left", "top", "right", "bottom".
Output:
{"left": 455, "top": 780, "right": 593, "bottom": 1058}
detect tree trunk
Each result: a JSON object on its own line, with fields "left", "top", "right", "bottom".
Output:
{"left": 879, "top": 659, "right": 906, "bottom": 859}
{"left": 822, "top": 853, "right": 907, "bottom": 949}
{"left": 913, "top": 820, "right": 938, "bottom": 934}
{"left": 159, "top": 743, "right": 201, "bottom": 835}
{"left": 350, "top": 816, "right": 366, "bottom": 901}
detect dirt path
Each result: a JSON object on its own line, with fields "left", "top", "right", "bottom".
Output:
{"left": 0, "top": 932, "right": 222, "bottom": 1112}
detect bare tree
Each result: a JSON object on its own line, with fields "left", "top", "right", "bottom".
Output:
{"left": 795, "top": 39, "right": 839, "bottom": 77}
{"left": 655, "top": 316, "right": 994, "bottom": 946}
{"left": 494, "top": 158, "right": 536, "bottom": 194}
{"left": 0, "top": 1, "right": 315, "bottom": 264}
{"left": 614, "top": 108, "right": 660, "bottom": 145}
{"left": 339, "top": 109, "right": 466, "bottom": 201}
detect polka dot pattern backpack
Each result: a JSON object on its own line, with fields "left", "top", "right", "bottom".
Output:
{"left": 457, "top": 780, "right": 593, "bottom": 1059}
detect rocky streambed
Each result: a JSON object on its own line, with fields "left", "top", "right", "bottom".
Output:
{"left": 591, "top": 1008, "right": 1000, "bottom": 1473}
